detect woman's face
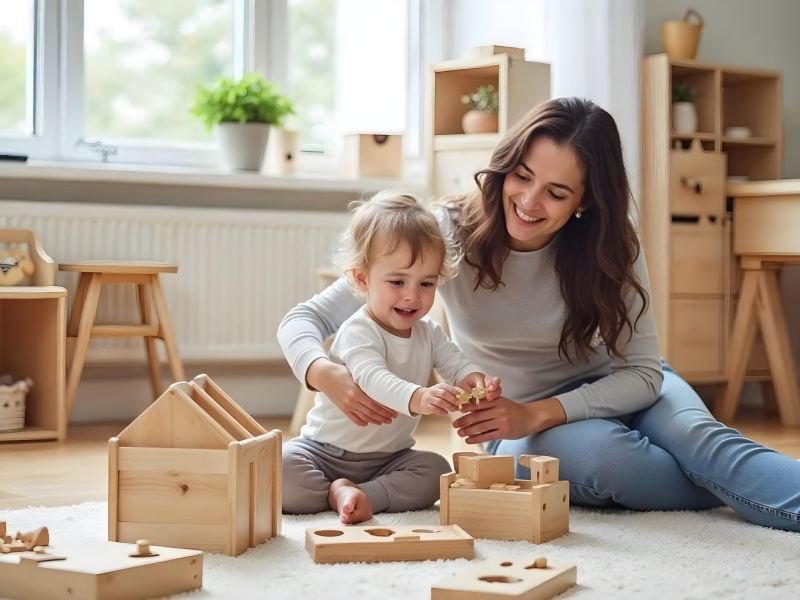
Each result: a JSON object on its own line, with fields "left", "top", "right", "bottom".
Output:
{"left": 502, "top": 135, "right": 586, "bottom": 252}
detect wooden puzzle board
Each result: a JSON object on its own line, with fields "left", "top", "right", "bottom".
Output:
{"left": 432, "top": 557, "right": 577, "bottom": 600}
{"left": 305, "top": 524, "right": 474, "bottom": 564}
{"left": 0, "top": 538, "right": 203, "bottom": 600}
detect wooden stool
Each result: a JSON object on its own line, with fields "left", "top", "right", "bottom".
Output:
{"left": 60, "top": 261, "right": 185, "bottom": 419}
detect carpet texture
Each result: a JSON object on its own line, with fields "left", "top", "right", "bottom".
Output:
{"left": 2, "top": 502, "right": 799, "bottom": 599}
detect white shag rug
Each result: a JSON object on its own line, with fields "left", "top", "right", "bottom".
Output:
{"left": 2, "top": 502, "right": 799, "bottom": 600}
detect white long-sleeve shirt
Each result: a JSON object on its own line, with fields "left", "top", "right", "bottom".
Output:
{"left": 280, "top": 205, "right": 663, "bottom": 425}
{"left": 300, "top": 305, "right": 483, "bottom": 453}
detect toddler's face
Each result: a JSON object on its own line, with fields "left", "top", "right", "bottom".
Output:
{"left": 353, "top": 242, "right": 441, "bottom": 337}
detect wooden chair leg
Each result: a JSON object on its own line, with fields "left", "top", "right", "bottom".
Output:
{"left": 756, "top": 270, "right": 800, "bottom": 426}
{"left": 137, "top": 283, "right": 162, "bottom": 399}
{"left": 715, "top": 270, "right": 760, "bottom": 423}
{"left": 150, "top": 274, "right": 185, "bottom": 383}
{"left": 65, "top": 273, "right": 102, "bottom": 419}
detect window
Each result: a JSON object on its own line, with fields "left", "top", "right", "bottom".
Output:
{"left": 83, "top": 0, "right": 235, "bottom": 143}
{"left": 0, "top": 0, "right": 424, "bottom": 170}
{"left": 0, "top": 0, "right": 34, "bottom": 134}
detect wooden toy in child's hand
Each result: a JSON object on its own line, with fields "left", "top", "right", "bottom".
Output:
{"left": 455, "top": 388, "right": 471, "bottom": 409}
{"left": 471, "top": 382, "right": 487, "bottom": 404}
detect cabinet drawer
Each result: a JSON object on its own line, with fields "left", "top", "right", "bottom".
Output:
{"left": 670, "top": 298, "right": 725, "bottom": 376}
{"left": 433, "top": 149, "right": 493, "bottom": 197}
{"left": 670, "top": 146, "right": 725, "bottom": 217}
{"left": 670, "top": 223, "right": 725, "bottom": 294}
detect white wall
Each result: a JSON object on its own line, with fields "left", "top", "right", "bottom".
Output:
{"left": 644, "top": 0, "right": 800, "bottom": 393}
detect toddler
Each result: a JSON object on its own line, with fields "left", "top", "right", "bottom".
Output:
{"left": 282, "top": 191, "right": 500, "bottom": 524}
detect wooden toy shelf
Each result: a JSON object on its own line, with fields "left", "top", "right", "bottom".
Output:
{"left": 0, "top": 286, "right": 66, "bottom": 443}
{"left": 641, "top": 54, "right": 782, "bottom": 400}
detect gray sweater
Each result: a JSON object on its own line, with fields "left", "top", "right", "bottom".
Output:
{"left": 277, "top": 206, "right": 663, "bottom": 423}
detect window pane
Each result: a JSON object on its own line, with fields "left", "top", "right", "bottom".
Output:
{"left": 84, "top": 0, "right": 234, "bottom": 143}
{"left": 287, "top": 0, "right": 336, "bottom": 152}
{"left": 0, "top": 0, "right": 32, "bottom": 134}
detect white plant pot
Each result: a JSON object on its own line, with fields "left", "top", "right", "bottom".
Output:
{"left": 216, "top": 122, "right": 271, "bottom": 171}
{"left": 673, "top": 102, "right": 698, "bottom": 134}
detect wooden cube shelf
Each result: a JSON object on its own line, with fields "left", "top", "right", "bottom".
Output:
{"left": 0, "top": 287, "right": 66, "bottom": 443}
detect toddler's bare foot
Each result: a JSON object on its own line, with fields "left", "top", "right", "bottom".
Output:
{"left": 328, "top": 479, "right": 373, "bottom": 524}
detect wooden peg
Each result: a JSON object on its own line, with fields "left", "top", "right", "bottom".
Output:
{"left": 16, "top": 526, "right": 49, "bottom": 550}
{"left": 128, "top": 539, "right": 159, "bottom": 558}
{"left": 455, "top": 388, "right": 470, "bottom": 409}
{"left": 471, "top": 382, "right": 487, "bottom": 404}
{"left": 531, "top": 556, "right": 547, "bottom": 568}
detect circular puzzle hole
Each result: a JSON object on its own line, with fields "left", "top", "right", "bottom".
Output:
{"left": 365, "top": 528, "right": 395, "bottom": 537}
{"left": 479, "top": 576, "right": 523, "bottom": 584}
{"left": 500, "top": 562, "right": 513, "bottom": 567}
{"left": 314, "top": 530, "right": 344, "bottom": 537}
{"left": 412, "top": 529, "right": 438, "bottom": 534}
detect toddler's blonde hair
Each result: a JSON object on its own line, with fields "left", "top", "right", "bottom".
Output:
{"left": 334, "top": 190, "right": 461, "bottom": 292}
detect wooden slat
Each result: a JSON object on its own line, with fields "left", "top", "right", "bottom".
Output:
{"left": 189, "top": 384, "right": 252, "bottom": 441}
{"left": 192, "top": 374, "right": 266, "bottom": 436}
{"left": 118, "top": 447, "right": 228, "bottom": 474}
{"left": 88, "top": 324, "right": 161, "bottom": 338}
{"left": 118, "top": 470, "right": 228, "bottom": 525}
{"left": 108, "top": 437, "right": 119, "bottom": 542}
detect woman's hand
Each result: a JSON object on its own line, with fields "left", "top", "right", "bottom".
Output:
{"left": 451, "top": 397, "right": 567, "bottom": 444}
{"left": 306, "top": 358, "right": 398, "bottom": 427}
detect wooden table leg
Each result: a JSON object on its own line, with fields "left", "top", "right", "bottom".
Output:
{"left": 151, "top": 274, "right": 185, "bottom": 383}
{"left": 137, "top": 283, "right": 162, "bottom": 399}
{"left": 715, "top": 270, "right": 760, "bottom": 423}
{"left": 65, "top": 273, "right": 102, "bottom": 419}
{"left": 756, "top": 269, "right": 800, "bottom": 426}
{"left": 66, "top": 273, "right": 90, "bottom": 367}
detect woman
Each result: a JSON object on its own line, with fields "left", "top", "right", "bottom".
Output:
{"left": 278, "top": 97, "right": 800, "bottom": 531}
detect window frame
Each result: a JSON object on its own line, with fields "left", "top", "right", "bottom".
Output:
{"left": 0, "top": 0, "right": 431, "bottom": 171}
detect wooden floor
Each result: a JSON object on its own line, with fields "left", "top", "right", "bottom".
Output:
{"left": 0, "top": 409, "right": 798, "bottom": 510}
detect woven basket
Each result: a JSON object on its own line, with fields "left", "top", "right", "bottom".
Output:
{"left": 0, "top": 378, "right": 32, "bottom": 431}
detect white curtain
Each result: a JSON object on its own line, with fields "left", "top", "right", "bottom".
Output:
{"left": 544, "top": 0, "right": 644, "bottom": 207}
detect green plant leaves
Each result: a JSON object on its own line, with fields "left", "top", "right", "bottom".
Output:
{"left": 459, "top": 83, "right": 499, "bottom": 114}
{"left": 189, "top": 71, "right": 295, "bottom": 131}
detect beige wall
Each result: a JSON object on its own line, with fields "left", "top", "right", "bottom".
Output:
{"left": 645, "top": 0, "right": 800, "bottom": 391}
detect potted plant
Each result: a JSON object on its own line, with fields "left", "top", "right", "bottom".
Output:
{"left": 672, "top": 82, "right": 698, "bottom": 134}
{"left": 191, "top": 72, "right": 294, "bottom": 171}
{"left": 460, "top": 84, "right": 499, "bottom": 134}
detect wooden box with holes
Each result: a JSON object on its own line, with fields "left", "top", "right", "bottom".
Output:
{"left": 108, "top": 374, "right": 282, "bottom": 557}
{"left": 305, "top": 524, "right": 474, "bottom": 564}
{"left": 440, "top": 453, "right": 570, "bottom": 544}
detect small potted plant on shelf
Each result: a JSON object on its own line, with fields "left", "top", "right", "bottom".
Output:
{"left": 460, "top": 84, "right": 499, "bottom": 134}
{"left": 190, "top": 72, "right": 295, "bottom": 171}
{"left": 672, "top": 82, "right": 698, "bottom": 134}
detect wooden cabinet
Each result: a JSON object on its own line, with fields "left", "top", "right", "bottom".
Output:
{"left": 641, "top": 54, "right": 782, "bottom": 385}
{"left": 427, "top": 48, "right": 550, "bottom": 198}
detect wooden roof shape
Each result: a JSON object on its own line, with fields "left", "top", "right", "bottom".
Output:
{"left": 117, "top": 374, "right": 267, "bottom": 449}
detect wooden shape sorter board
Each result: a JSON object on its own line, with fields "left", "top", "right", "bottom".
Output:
{"left": 0, "top": 538, "right": 203, "bottom": 600}
{"left": 432, "top": 557, "right": 576, "bottom": 600}
{"left": 304, "top": 524, "right": 474, "bottom": 564}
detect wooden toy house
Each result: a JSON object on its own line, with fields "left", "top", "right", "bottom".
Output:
{"left": 440, "top": 453, "right": 569, "bottom": 544}
{"left": 108, "top": 374, "right": 282, "bottom": 557}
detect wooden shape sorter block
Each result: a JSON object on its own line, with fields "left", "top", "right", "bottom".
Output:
{"left": 0, "top": 538, "right": 203, "bottom": 600}
{"left": 305, "top": 524, "right": 474, "bottom": 564}
{"left": 108, "top": 374, "right": 281, "bottom": 557}
{"left": 440, "top": 454, "right": 569, "bottom": 544}
{"left": 432, "top": 557, "right": 577, "bottom": 600}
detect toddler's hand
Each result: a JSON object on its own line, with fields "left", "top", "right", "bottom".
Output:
{"left": 456, "top": 372, "right": 503, "bottom": 404}
{"left": 409, "top": 383, "right": 461, "bottom": 416}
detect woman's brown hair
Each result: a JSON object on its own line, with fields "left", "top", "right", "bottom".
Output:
{"left": 452, "top": 97, "right": 648, "bottom": 363}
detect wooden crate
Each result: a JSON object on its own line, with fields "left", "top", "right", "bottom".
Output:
{"left": 108, "top": 374, "right": 281, "bottom": 557}
{"left": 339, "top": 134, "right": 403, "bottom": 179}
{"left": 440, "top": 454, "right": 569, "bottom": 544}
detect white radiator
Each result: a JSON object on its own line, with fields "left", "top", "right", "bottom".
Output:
{"left": 0, "top": 200, "right": 350, "bottom": 363}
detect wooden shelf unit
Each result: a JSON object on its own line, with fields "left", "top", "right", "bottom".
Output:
{"left": 426, "top": 50, "right": 550, "bottom": 197}
{"left": 641, "top": 54, "right": 782, "bottom": 386}
{"left": 0, "top": 286, "right": 67, "bottom": 442}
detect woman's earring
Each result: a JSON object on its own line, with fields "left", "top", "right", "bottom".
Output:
{"left": 575, "top": 210, "right": 583, "bottom": 219}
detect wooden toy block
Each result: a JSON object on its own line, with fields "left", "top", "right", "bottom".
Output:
{"left": 520, "top": 455, "right": 559, "bottom": 484}
{"left": 440, "top": 454, "right": 570, "bottom": 544}
{"left": 304, "top": 524, "right": 474, "bottom": 564}
{"left": 432, "top": 556, "right": 577, "bottom": 600}
{"left": 458, "top": 455, "right": 516, "bottom": 488}
{"left": 0, "top": 538, "right": 203, "bottom": 600}
{"left": 108, "top": 374, "right": 281, "bottom": 557}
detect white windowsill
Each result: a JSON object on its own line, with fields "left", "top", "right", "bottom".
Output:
{"left": 0, "top": 160, "right": 428, "bottom": 211}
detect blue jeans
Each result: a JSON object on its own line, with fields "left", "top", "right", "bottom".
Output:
{"left": 488, "top": 362, "right": 800, "bottom": 531}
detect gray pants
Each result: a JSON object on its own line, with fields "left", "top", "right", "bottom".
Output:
{"left": 282, "top": 437, "right": 450, "bottom": 514}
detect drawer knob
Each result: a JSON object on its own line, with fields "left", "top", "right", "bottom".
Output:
{"left": 680, "top": 177, "right": 702, "bottom": 194}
